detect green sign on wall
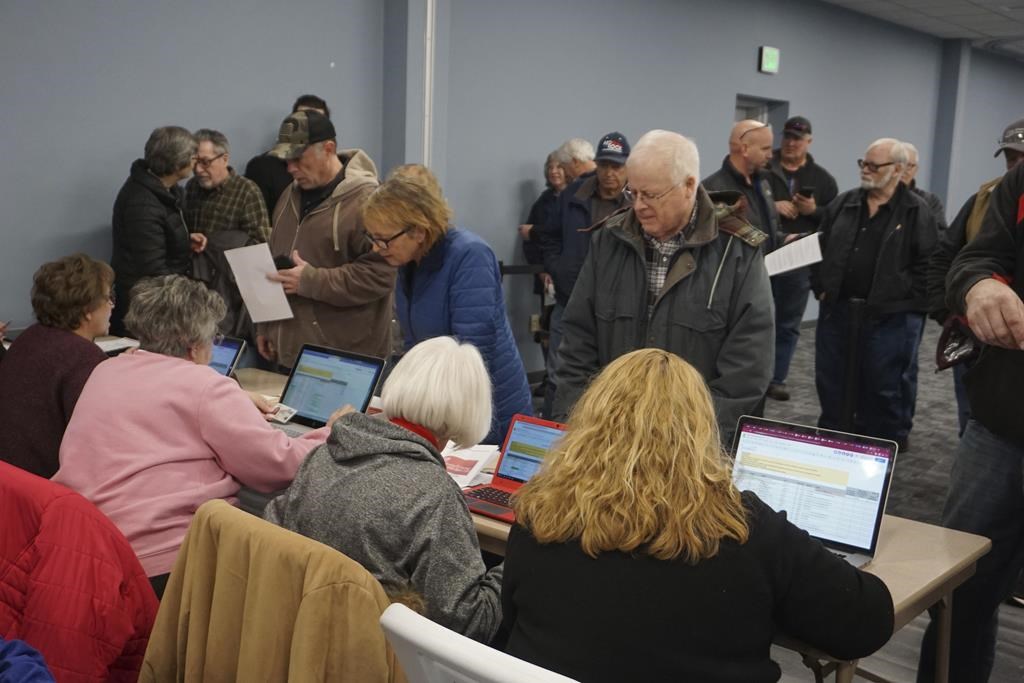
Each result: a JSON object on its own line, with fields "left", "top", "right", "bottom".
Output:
{"left": 759, "top": 46, "right": 780, "bottom": 74}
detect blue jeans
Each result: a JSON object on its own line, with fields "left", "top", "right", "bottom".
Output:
{"left": 541, "top": 303, "right": 564, "bottom": 418}
{"left": 814, "top": 301, "right": 924, "bottom": 442}
{"left": 770, "top": 268, "right": 811, "bottom": 385}
{"left": 917, "top": 419, "right": 1024, "bottom": 682}
{"left": 953, "top": 361, "right": 972, "bottom": 437}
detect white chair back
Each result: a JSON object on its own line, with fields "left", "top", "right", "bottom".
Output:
{"left": 379, "top": 603, "right": 579, "bottom": 683}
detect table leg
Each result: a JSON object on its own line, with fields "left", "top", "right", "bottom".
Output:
{"left": 934, "top": 592, "right": 952, "bottom": 683}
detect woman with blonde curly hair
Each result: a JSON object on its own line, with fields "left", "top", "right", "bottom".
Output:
{"left": 500, "top": 348, "right": 894, "bottom": 683}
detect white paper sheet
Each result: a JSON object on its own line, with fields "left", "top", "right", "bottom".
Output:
{"left": 224, "top": 244, "right": 294, "bottom": 323}
{"left": 95, "top": 336, "right": 140, "bottom": 353}
{"left": 443, "top": 443, "right": 499, "bottom": 489}
{"left": 764, "top": 232, "right": 823, "bottom": 276}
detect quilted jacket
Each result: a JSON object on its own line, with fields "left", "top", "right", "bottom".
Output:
{"left": 395, "top": 228, "right": 532, "bottom": 444}
{"left": 0, "top": 462, "right": 157, "bottom": 683}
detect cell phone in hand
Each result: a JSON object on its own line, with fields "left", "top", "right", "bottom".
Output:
{"left": 797, "top": 186, "right": 816, "bottom": 198}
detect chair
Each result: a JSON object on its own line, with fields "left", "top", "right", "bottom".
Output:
{"left": 380, "top": 603, "right": 578, "bottom": 683}
{"left": 140, "top": 500, "right": 405, "bottom": 682}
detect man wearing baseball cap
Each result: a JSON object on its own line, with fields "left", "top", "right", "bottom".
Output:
{"left": 255, "top": 109, "right": 395, "bottom": 368}
{"left": 764, "top": 115, "right": 839, "bottom": 401}
{"left": 538, "top": 131, "right": 632, "bottom": 416}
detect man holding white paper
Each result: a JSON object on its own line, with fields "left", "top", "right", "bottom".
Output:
{"left": 255, "top": 110, "right": 395, "bottom": 368}
{"left": 811, "top": 138, "right": 938, "bottom": 450}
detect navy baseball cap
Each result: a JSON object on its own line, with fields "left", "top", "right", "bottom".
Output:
{"left": 594, "top": 132, "right": 630, "bottom": 164}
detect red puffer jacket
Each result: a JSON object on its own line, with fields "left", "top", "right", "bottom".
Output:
{"left": 0, "top": 462, "right": 158, "bottom": 682}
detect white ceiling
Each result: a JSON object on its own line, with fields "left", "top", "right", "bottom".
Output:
{"left": 818, "top": 0, "right": 1024, "bottom": 58}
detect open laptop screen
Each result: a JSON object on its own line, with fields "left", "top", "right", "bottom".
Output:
{"left": 281, "top": 346, "right": 384, "bottom": 426}
{"left": 495, "top": 418, "right": 565, "bottom": 484}
{"left": 209, "top": 336, "right": 244, "bottom": 376}
{"left": 731, "top": 417, "right": 896, "bottom": 554}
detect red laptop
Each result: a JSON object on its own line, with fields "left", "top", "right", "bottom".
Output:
{"left": 462, "top": 414, "right": 566, "bottom": 523}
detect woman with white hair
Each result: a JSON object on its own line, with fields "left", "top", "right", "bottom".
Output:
{"left": 265, "top": 336, "right": 503, "bottom": 643}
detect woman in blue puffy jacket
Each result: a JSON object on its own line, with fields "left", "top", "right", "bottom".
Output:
{"left": 362, "top": 167, "right": 532, "bottom": 444}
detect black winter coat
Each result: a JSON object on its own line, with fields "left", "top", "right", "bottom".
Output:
{"left": 110, "top": 159, "right": 192, "bottom": 334}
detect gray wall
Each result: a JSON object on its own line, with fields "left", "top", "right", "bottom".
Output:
{"left": 0, "top": 0, "right": 384, "bottom": 329}
{"left": 949, "top": 49, "right": 1024, "bottom": 215}
{"left": 439, "top": 0, "right": 944, "bottom": 370}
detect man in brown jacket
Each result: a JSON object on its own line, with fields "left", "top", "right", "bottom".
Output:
{"left": 257, "top": 110, "right": 395, "bottom": 367}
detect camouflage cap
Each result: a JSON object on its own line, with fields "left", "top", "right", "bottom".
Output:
{"left": 268, "top": 110, "right": 337, "bottom": 160}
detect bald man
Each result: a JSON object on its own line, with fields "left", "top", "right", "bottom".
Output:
{"left": 703, "top": 120, "right": 786, "bottom": 254}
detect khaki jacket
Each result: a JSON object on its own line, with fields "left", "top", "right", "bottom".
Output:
{"left": 259, "top": 149, "right": 395, "bottom": 367}
{"left": 140, "top": 500, "right": 406, "bottom": 682}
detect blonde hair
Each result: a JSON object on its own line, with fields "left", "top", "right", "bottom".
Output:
{"left": 381, "top": 336, "right": 492, "bottom": 448}
{"left": 364, "top": 167, "right": 452, "bottom": 251}
{"left": 514, "top": 349, "right": 749, "bottom": 562}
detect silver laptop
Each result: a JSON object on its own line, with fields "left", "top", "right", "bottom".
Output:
{"left": 272, "top": 343, "right": 386, "bottom": 437}
{"left": 209, "top": 336, "right": 246, "bottom": 377}
{"left": 730, "top": 416, "right": 898, "bottom": 568}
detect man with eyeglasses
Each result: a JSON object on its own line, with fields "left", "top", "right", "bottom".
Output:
{"left": 764, "top": 116, "right": 839, "bottom": 402}
{"left": 184, "top": 129, "right": 269, "bottom": 243}
{"left": 537, "top": 132, "right": 632, "bottom": 417}
{"left": 254, "top": 110, "right": 394, "bottom": 368}
{"left": 916, "top": 116, "right": 1024, "bottom": 683}
{"left": 811, "top": 138, "right": 937, "bottom": 453}
{"left": 552, "top": 129, "right": 773, "bottom": 445}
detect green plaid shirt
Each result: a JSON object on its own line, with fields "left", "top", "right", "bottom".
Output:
{"left": 184, "top": 170, "right": 270, "bottom": 241}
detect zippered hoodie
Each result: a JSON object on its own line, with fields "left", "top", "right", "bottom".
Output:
{"left": 265, "top": 412, "right": 504, "bottom": 643}
{"left": 258, "top": 150, "right": 395, "bottom": 367}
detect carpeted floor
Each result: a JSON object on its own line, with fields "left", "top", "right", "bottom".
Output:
{"left": 770, "top": 321, "right": 1024, "bottom": 682}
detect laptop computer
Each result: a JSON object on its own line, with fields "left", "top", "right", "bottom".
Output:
{"left": 209, "top": 336, "right": 246, "bottom": 377}
{"left": 463, "top": 414, "right": 566, "bottom": 523}
{"left": 271, "top": 343, "right": 386, "bottom": 437}
{"left": 730, "top": 415, "right": 898, "bottom": 568}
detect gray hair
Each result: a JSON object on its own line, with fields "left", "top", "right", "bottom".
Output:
{"left": 381, "top": 336, "right": 492, "bottom": 448}
{"left": 868, "top": 137, "right": 908, "bottom": 166}
{"left": 899, "top": 141, "right": 919, "bottom": 164}
{"left": 144, "top": 126, "right": 197, "bottom": 176}
{"left": 125, "top": 275, "right": 226, "bottom": 358}
{"left": 194, "top": 128, "right": 230, "bottom": 156}
{"left": 629, "top": 129, "right": 701, "bottom": 185}
{"left": 555, "top": 137, "right": 595, "bottom": 164}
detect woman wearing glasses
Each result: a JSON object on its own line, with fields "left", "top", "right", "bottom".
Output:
{"left": 110, "top": 126, "right": 208, "bottom": 335}
{"left": 54, "top": 275, "right": 343, "bottom": 598}
{"left": 500, "top": 349, "right": 894, "bottom": 682}
{"left": 363, "top": 167, "right": 532, "bottom": 444}
{"left": 0, "top": 254, "right": 114, "bottom": 478}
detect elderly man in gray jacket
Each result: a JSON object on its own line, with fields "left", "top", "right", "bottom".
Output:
{"left": 553, "top": 129, "right": 774, "bottom": 445}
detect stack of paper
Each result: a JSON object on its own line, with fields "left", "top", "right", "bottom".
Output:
{"left": 442, "top": 443, "right": 499, "bottom": 489}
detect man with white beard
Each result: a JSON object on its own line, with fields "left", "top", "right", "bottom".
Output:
{"left": 809, "top": 138, "right": 938, "bottom": 450}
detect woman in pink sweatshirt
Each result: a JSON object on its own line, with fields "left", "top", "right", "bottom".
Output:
{"left": 55, "top": 275, "right": 346, "bottom": 597}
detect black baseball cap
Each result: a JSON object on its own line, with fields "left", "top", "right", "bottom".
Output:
{"left": 995, "top": 118, "right": 1024, "bottom": 157}
{"left": 269, "top": 110, "right": 337, "bottom": 160}
{"left": 594, "top": 131, "right": 630, "bottom": 164}
{"left": 783, "top": 116, "right": 812, "bottom": 139}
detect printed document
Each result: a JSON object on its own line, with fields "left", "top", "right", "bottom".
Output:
{"left": 224, "top": 243, "right": 293, "bottom": 323}
{"left": 765, "top": 233, "right": 822, "bottom": 276}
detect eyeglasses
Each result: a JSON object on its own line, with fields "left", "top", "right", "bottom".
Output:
{"left": 857, "top": 159, "right": 897, "bottom": 173}
{"left": 364, "top": 226, "right": 413, "bottom": 250}
{"left": 194, "top": 153, "right": 226, "bottom": 168}
{"left": 624, "top": 184, "right": 679, "bottom": 204}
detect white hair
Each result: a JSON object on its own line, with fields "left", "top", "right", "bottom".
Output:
{"left": 381, "top": 336, "right": 492, "bottom": 448}
{"left": 868, "top": 137, "right": 908, "bottom": 166}
{"left": 555, "top": 137, "right": 595, "bottom": 164}
{"left": 629, "top": 129, "right": 700, "bottom": 185}
{"left": 899, "top": 141, "right": 919, "bottom": 164}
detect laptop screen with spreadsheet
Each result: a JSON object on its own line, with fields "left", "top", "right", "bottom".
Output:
{"left": 730, "top": 416, "right": 897, "bottom": 555}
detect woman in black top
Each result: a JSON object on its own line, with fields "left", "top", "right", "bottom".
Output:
{"left": 502, "top": 348, "right": 894, "bottom": 683}
{"left": 110, "top": 126, "right": 205, "bottom": 335}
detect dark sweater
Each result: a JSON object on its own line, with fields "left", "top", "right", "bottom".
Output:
{"left": 500, "top": 492, "right": 894, "bottom": 683}
{"left": 0, "top": 324, "right": 107, "bottom": 477}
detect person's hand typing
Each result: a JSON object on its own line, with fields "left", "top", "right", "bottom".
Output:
{"left": 247, "top": 391, "right": 277, "bottom": 418}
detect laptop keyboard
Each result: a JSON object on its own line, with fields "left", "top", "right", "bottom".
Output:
{"left": 466, "top": 487, "right": 512, "bottom": 508}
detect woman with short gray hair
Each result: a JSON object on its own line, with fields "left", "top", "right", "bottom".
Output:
{"left": 110, "top": 126, "right": 207, "bottom": 335}
{"left": 54, "top": 275, "right": 347, "bottom": 599}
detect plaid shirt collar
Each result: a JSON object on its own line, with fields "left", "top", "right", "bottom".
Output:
{"left": 642, "top": 203, "right": 698, "bottom": 315}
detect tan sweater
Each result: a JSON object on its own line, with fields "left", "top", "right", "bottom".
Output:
{"left": 140, "top": 500, "right": 406, "bottom": 682}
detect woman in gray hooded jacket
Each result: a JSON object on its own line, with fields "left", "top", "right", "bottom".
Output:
{"left": 264, "top": 336, "right": 503, "bottom": 642}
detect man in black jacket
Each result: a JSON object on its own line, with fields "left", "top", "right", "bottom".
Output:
{"left": 766, "top": 116, "right": 839, "bottom": 401}
{"left": 811, "top": 138, "right": 937, "bottom": 449}
{"left": 917, "top": 160, "right": 1024, "bottom": 683}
